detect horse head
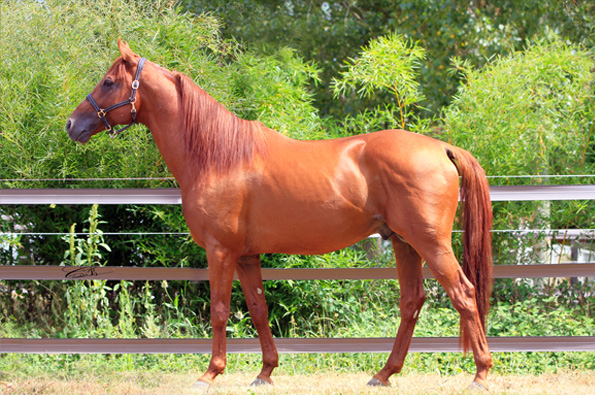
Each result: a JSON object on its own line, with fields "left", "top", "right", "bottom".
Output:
{"left": 66, "top": 39, "right": 145, "bottom": 143}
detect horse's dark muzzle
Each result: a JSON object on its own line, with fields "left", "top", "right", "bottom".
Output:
{"left": 66, "top": 117, "right": 92, "bottom": 143}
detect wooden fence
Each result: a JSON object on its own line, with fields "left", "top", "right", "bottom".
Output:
{"left": 1, "top": 185, "right": 595, "bottom": 354}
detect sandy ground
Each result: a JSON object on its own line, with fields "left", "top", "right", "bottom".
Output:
{"left": 1, "top": 370, "right": 594, "bottom": 394}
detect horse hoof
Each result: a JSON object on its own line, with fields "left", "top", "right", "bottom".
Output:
{"left": 250, "top": 378, "right": 272, "bottom": 386}
{"left": 467, "top": 381, "right": 489, "bottom": 391}
{"left": 367, "top": 377, "right": 389, "bottom": 387}
{"left": 192, "top": 380, "right": 210, "bottom": 389}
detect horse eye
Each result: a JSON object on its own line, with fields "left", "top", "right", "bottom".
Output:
{"left": 103, "top": 78, "right": 115, "bottom": 88}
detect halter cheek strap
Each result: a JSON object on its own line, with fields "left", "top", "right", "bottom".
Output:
{"left": 86, "top": 57, "right": 146, "bottom": 138}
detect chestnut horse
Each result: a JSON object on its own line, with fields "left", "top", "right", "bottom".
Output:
{"left": 66, "top": 40, "right": 493, "bottom": 389}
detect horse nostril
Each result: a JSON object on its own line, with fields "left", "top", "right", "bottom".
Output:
{"left": 66, "top": 119, "right": 72, "bottom": 132}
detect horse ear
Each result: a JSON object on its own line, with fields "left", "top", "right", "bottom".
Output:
{"left": 118, "top": 38, "right": 139, "bottom": 65}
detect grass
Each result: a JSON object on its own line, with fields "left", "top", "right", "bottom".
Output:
{"left": 1, "top": 370, "right": 594, "bottom": 394}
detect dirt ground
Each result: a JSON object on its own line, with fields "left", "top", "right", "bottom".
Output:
{"left": 1, "top": 370, "right": 594, "bottom": 394}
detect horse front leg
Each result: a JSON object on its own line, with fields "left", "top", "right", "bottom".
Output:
{"left": 237, "top": 255, "right": 279, "bottom": 385}
{"left": 195, "top": 247, "right": 238, "bottom": 387}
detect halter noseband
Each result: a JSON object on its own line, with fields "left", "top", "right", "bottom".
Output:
{"left": 86, "top": 57, "right": 147, "bottom": 138}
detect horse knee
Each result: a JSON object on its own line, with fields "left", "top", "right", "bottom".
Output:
{"left": 400, "top": 292, "right": 426, "bottom": 320}
{"left": 211, "top": 301, "right": 231, "bottom": 328}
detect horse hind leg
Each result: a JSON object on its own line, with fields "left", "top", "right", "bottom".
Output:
{"left": 369, "top": 237, "right": 426, "bottom": 387}
{"left": 428, "top": 252, "right": 493, "bottom": 389}
{"left": 236, "top": 255, "right": 279, "bottom": 386}
{"left": 409, "top": 233, "right": 493, "bottom": 390}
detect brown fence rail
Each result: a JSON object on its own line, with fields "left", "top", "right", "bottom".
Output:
{"left": 2, "top": 264, "right": 595, "bottom": 282}
{"left": 1, "top": 186, "right": 595, "bottom": 355}
{"left": 2, "top": 337, "right": 595, "bottom": 354}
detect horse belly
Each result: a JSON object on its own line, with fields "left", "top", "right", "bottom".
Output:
{"left": 247, "top": 178, "right": 378, "bottom": 255}
{"left": 250, "top": 207, "right": 377, "bottom": 255}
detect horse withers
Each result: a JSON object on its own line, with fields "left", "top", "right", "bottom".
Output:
{"left": 66, "top": 39, "right": 493, "bottom": 390}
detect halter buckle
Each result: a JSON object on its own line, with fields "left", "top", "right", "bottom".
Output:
{"left": 97, "top": 109, "right": 106, "bottom": 118}
{"left": 131, "top": 80, "right": 140, "bottom": 89}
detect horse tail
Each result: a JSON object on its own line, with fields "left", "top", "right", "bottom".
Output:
{"left": 446, "top": 145, "right": 493, "bottom": 352}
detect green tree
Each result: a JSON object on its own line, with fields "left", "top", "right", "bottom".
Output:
{"left": 182, "top": 0, "right": 595, "bottom": 119}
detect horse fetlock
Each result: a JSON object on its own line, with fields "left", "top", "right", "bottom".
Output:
{"left": 263, "top": 357, "right": 279, "bottom": 369}
{"left": 474, "top": 362, "right": 493, "bottom": 380}
{"left": 381, "top": 361, "right": 404, "bottom": 377}
{"left": 257, "top": 359, "right": 278, "bottom": 383}
{"left": 206, "top": 356, "right": 227, "bottom": 375}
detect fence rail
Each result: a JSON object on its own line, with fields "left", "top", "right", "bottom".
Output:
{"left": 2, "top": 184, "right": 595, "bottom": 205}
{"left": 2, "top": 185, "right": 595, "bottom": 355}
{"left": 2, "top": 336, "right": 594, "bottom": 354}
{"left": 2, "top": 263, "right": 595, "bottom": 282}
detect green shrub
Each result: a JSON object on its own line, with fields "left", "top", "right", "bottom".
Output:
{"left": 443, "top": 33, "right": 594, "bottom": 179}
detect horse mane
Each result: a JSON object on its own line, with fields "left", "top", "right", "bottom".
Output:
{"left": 173, "top": 72, "right": 266, "bottom": 176}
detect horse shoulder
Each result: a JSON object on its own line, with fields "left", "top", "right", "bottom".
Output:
{"left": 180, "top": 172, "right": 257, "bottom": 251}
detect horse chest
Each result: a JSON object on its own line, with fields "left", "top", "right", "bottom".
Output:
{"left": 180, "top": 184, "right": 249, "bottom": 245}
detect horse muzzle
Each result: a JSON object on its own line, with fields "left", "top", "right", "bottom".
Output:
{"left": 65, "top": 116, "right": 96, "bottom": 144}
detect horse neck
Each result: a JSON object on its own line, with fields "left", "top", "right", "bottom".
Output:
{"left": 137, "top": 63, "right": 269, "bottom": 188}
{"left": 136, "top": 66, "right": 194, "bottom": 186}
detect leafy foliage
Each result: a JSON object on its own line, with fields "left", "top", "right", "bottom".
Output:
{"left": 443, "top": 34, "right": 595, "bottom": 178}
{"left": 332, "top": 33, "right": 426, "bottom": 130}
{"left": 183, "top": 0, "right": 595, "bottom": 119}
